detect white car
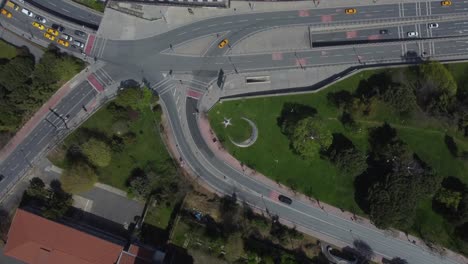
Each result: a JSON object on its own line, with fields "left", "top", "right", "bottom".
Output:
{"left": 428, "top": 23, "right": 439, "bottom": 29}
{"left": 73, "top": 40, "right": 85, "bottom": 49}
{"left": 21, "top": 8, "right": 33, "bottom": 17}
{"left": 35, "top": 15, "right": 46, "bottom": 24}
{"left": 62, "top": 34, "right": 73, "bottom": 41}
{"left": 407, "top": 31, "right": 419, "bottom": 37}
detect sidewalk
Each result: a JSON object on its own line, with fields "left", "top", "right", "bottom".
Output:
{"left": 196, "top": 113, "right": 468, "bottom": 264}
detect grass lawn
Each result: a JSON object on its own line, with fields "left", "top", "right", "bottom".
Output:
{"left": 0, "top": 40, "right": 17, "bottom": 59}
{"left": 51, "top": 104, "right": 171, "bottom": 191}
{"left": 144, "top": 200, "right": 175, "bottom": 230}
{"left": 72, "top": 0, "right": 105, "bottom": 12}
{"left": 208, "top": 64, "right": 468, "bottom": 252}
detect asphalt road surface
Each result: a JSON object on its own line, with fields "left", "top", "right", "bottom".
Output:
{"left": 1, "top": 1, "right": 468, "bottom": 263}
{"left": 24, "top": 0, "right": 102, "bottom": 27}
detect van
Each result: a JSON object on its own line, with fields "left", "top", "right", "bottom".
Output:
{"left": 6, "top": 1, "right": 19, "bottom": 11}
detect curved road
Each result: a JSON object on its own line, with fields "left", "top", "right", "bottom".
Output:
{"left": 2, "top": 1, "right": 468, "bottom": 264}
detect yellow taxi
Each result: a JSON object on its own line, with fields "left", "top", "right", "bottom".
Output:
{"left": 218, "top": 39, "right": 229, "bottom": 49}
{"left": 1, "top": 9, "right": 12, "bottom": 18}
{"left": 32, "top": 22, "right": 45, "bottom": 31}
{"left": 6, "top": 1, "right": 20, "bottom": 11}
{"left": 46, "top": 28, "right": 59, "bottom": 36}
{"left": 57, "top": 39, "right": 69, "bottom": 47}
{"left": 44, "top": 32, "right": 55, "bottom": 41}
{"left": 441, "top": 0, "right": 452, "bottom": 6}
{"left": 345, "top": 8, "right": 357, "bottom": 14}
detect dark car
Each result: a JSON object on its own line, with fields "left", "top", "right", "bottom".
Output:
{"left": 379, "top": 29, "right": 389, "bottom": 35}
{"left": 278, "top": 195, "right": 292, "bottom": 205}
{"left": 0, "top": 174, "right": 4, "bottom": 182}
{"left": 74, "top": 30, "right": 87, "bottom": 38}
{"left": 51, "top": 24, "right": 65, "bottom": 32}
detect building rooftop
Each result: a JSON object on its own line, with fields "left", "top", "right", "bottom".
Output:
{"left": 4, "top": 209, "right": 124, "bottom": 264}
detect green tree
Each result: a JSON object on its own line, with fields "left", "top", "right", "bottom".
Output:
{"left": 291, "top": 117, "right": 333, "bottom": 159}
{"left": 329, "top": 147, "right": 367, "bottom": 176}
{"left": 114, "top": 87, "right": 144, "bottom": 111}
{"left": 42, "top": 190, "right": 73, "bottom": 220}
{"left": 278, "top": 103, "right": 316, "bottom": 136}
{"left": 0, "top": 55, "right": 34, "bottom": 91}
{"left": 416, "top": 61, "right": 457, "bottom": 113}
{"left": 434, "top": 187, "right": 462, "bottom": 211}
{"left": 26, "top": 177, "right": 48, "bottom": 199}
{"left": 61, "top": 162, "right": 98, "bottom": 193}
{"left": 365, "top": 123, "right": 441, "bottom": 228}
{"left": 82, "top": 138, "right": 112, "bottom": 167}
{"left": 128, "top": 175, "right": 151, "bottom": 198}
{"left": 381, "top": 84, "right": 418, "bottom": 115}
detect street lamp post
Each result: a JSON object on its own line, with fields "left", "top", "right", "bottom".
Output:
{"left": 353, "top": 47, "right": 363, "bottom": 65}
{"left": 228, "top": 56, "right": 238, "bottom": 74}
{"left": 294, "top": 52, "right": 305, "bottom": 70}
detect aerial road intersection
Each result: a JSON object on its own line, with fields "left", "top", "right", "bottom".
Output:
{"left": 1, "top": 0, "right": 468, "bottom": 263}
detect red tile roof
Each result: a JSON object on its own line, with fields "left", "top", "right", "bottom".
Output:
{"left": 117, "top": 245, "right": 154, "bottom": 264}
{"left": 4, "top": 209, "right": 123, "bottom": 264}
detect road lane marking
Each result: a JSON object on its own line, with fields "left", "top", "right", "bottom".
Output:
{"left": 239, "top": 19, "right": 248, "bottom": 22}
{"left": 223, "top": 22, "right": 232, "bottom": 24}
{"left": 62, "top": 8, "right": 70, "bottom": 13}
{"left": 256, "top": 18, "right": 264, "bottom": 21}
{"left": 177, "top": 32, "right": 186, "bottom": 36}
{"left": 193, "top": 27, "right": 200, "bottom": 31}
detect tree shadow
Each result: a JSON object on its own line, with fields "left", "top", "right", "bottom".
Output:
{"left": 355, "top": 72, "right": 393, "bottom": 100}
{"left": 325, "top": 133, "right": 354, "bottom": 155}
{"left": 441, "top": 176, "right": 467, "bottom": 192}
{"left": 277, "top": 102, "right": 317, "bottom": 135}
{"left": 444, "top": 134, "right": 459, "bottom": 157}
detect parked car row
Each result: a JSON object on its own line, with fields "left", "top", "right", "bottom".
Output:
{"left": 2, "top": 1, "right": 88, "bottom": 51}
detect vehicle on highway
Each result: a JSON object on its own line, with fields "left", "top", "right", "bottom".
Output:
{"left": 21, "top": 8, "right": 33, "bottom": 17}
{"left": 278, "top": 195, "right": 293, "bottom": 205}
{"left": 218, "top": 39, "right": 229, "bottom": 48}
{"left": 428, "top": 23, "right": 439, "bottom": 29}
{"left": 441, "top": 0, "right": 452, "bottom": 6}
{"left": 57, "top": 39, "right": 69, "bottom": 47}
{"left": 52, "top": 24, "right": 65, "bottom": 32}
{"left": 6, "top": 1, "right": 20, "bottom": 11}
{"left": 407, "top": 31, "right": 418, "bottom": 37}
{"left": 35, "top": 15, "right": 46, "bottom": 24}
{"left": 73, "top": 40, "right": 85, "bottom": 49}
{"left": 1, "top": 9, "right": 12, "bottom": 18}
{"left": 62, "top": 34, "right": 73, "bottom": 42}
{"left": 379, "top": 29, "right": 389, "bottom": 34}
{"left": 47, "top": 28, "right": 59, "bottom": 36}
{"left": 43, "top": 32, "right": 55, "bottom": 41}
{"left": 32, "top": 22, "right": 45, "bottom": 30}
{"left": 345, "top": 8, "right": 357, "bottom": 14}
{"left": 74, "top": 30, "right": 86, "bottom": 38}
